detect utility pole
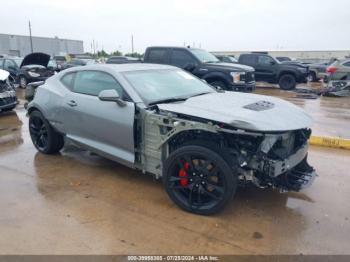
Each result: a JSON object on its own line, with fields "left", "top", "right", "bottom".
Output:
{"left": 131, "top": 35, "right": 134, "bottom": 54}
{"left": 28, "top": 20, "right": 33, "bottom": 53}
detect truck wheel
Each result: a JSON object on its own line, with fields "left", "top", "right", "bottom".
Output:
{"left": 307, "top": 72, "right": 317, "bottom": 82}
{"left": 29, "top": 110, "right": 64, "bottom": 154}
{"left": 279, "top": 74, "right": 296, "bottom": 90}
{"left": 19, "top": 76, "right": 27, "bottom": 89}
{"left": 209, "top": 80, "right": 227, "bottom": 90}
{"left": 163, "top": 144, "right": 237, "bottom": 215}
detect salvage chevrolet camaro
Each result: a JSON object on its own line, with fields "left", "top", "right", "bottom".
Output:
{"left": 28, "top": 64, "right": 317, "bottom": 214}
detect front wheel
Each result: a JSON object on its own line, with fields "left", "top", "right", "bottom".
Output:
{"left": 278, "top": 74, "right": 296, "bottom": 90}
{"left": 163, "top": 145, "right": 237, "bottom": 215}
{"left": 29, "top": 110, "right": 64, "bottom": 154}
{"left": 307, "top": 71, "right": 317, "bottom": 82}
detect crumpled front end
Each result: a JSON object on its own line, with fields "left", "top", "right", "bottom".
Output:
{"left": 236, "top": 128, "right": 317, "bottom": 191}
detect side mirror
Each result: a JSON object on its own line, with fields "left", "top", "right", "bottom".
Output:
{"left": 184, "top": 63, "right": 196, "bottom": 72}
{"left": 98, "top": 89, "right": 126, "bottom": 107}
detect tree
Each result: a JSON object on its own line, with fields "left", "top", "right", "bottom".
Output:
{"left": 124, "top": 52, "right": 144, "bottom": 59}
{"left": 97, "top": 49, "right": 108, "bottom": 57}
{"left": 110, "top": 50, "right": 123, "bottom": 56}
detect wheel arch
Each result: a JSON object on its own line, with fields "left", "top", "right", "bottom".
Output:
{"left": 277, "top": 70, "right": 297, "bottom": 80}
{"left": 202, "top": 72, "right": 231, "bottom": 85}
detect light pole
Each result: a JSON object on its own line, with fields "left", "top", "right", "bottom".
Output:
{"left": 28, "top": 20, "right": 33, "bottom": 53}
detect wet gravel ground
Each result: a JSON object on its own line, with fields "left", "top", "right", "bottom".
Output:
{"left": 0, "top": 87, "right": 349, "bottom": 254}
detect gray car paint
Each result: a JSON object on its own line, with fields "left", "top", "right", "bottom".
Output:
{"left": 28, "top": 63, "right": 314, "bottom": 178}
{"left": 158, "top": 92, "right": 313, "bottom": 131}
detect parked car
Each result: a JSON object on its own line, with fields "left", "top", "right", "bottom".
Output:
{"left": 27, "top": 64, "right": 317, "bottom": 215}
{"left": 53, "top": 55, "right": 67, "bottom": 70}
{"left": 0, "top": 69, "right": 17, "bottom": 112}
{"left": 238, "top": 52, "right": 309, "bottom": 90}
{"left": 143, "top": 46, "right": 255, "bottom": 92}
{"left": 17, "top": 53, "right": 55, "bottom": 89}
{"left": 61, "top": 58, "right": 96, "bottom": 70}
{"left": 0, "top": 57, "right": 20, "bottom": 84}
{"left": 215, "top": 55, "right": 238, "bottom": 63}
{"left": 326, "top": 59, "right": 350, "bottom": 81}
{"left": 106, "top": 56, "right": 141, "bottom": 64}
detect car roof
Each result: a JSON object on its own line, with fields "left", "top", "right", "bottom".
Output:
{"left": 147, "top": 46, "right": 203, "bottom": 51}
{"left": 65, "top": 63, "right": 177, "bottom": 73}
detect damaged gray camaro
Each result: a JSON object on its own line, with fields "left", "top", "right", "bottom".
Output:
{"left": 27, "top": 64, "right": 317, "bottom": 215}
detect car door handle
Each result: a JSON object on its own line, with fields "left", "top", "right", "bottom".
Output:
{"left": 67, "top": 100, "right": 77, "bottom": 107}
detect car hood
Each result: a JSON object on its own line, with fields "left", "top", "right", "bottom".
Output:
{"left": 20, "top": 52, "right": 50, "bottom": 68}
{"left": 280, "top": 61, "right": 308, "bottom": 69}
{"left": 157, "top": 92, "right": 313, "bottom": 132}
{"left": 204, "top": 62, "right": 254, "bottom": 72}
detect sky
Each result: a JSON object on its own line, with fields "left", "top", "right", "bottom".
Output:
{"left": 1, "top": 0, "right": 349, "bottom": 54}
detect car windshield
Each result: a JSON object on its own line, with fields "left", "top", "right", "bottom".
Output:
{"left": 48, "top": 59, "right": 57, "bottom": 67}
{"left": 189, "top": 49, "right": 220, "bottom": 63}
{"left": 123, "top": 69, "right": 215, "bottom": 105}
{"left": 13, "top": 58, "right": 23, "bottom": 67}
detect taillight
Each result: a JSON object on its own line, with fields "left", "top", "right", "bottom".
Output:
{"left": 327, "top": 66, "right": 337, "bottom": 73}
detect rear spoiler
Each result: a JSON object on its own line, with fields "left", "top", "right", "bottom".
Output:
{"left": 27, "top": 81, "right": 45, "bottom": 88}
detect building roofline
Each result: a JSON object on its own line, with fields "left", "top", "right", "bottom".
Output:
{"left": 0, "top": 33, "right": 83, "bottom": 43}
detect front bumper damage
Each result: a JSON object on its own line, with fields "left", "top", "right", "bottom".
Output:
{"left": 240, "top": 130, "right": 317, "bottom": 192}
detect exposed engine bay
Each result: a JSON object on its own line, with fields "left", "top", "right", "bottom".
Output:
{"left": 136, "top": 106, "right": 317, "bottom": 192}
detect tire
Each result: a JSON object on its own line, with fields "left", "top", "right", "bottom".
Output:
{"left": 209, "top": 80, "right": 227, "bottom": 90}
{"left": 307, "top": 71, "right": 317, "bottom": 82}
{"left": 278, "top": 74, "right": 296, "bottom": 90}
{"left": 29, "top": 110, "right": 64, "bottom": 154}
{"left": 163, "top": 144, "right": 238, "bottom": 215}
{"left": 19, "top": 76, "right": 27, "bottom": 89}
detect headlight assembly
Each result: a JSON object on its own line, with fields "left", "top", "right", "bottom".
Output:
{"left": 28, "top": 71, "right": 40, "bottom": 77}
{"left": 230, "top": 72, "right": 245, "bottom": 84}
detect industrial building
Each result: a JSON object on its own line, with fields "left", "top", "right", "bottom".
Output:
{"left": 0, "top": 33, "right": 84, "bottom": 57}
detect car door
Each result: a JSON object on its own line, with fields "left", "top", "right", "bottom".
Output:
{"left": 62, "top": 70, "right": 135, "bottom": 166}
{"left": 255, "top": 55, "right": 276, "bottom": 82}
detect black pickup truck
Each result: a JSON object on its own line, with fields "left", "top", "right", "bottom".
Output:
{"left": 143, "top": 47, "right": 255, "bottom": 92}
{"left": 238, "top": 52, "right": 309, "bottom": 90}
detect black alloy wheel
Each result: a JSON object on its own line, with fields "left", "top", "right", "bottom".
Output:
{"left": 29, "top": 110, "right": 64, "bottom": 154}
{"left": 163, "top": 145, "right": 237, "bottom": 215}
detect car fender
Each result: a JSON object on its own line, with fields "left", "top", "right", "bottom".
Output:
{"left": 202, "top": 71, "right": 231, "bottom": 85}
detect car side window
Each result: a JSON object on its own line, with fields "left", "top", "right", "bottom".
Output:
{"left": 60, "top": 72, "right": 76, "bottom": 90}
{"left": 170, "top": 50, "right": 196, "bottom": 68}
{"left": 73, "top": 71, "right": 128, "bottom": 99}
{"left": 147, "top": 49, "right": 168, "bottom": 64}
{"left": 240, "top": 55, "right": 256, "bottom": 66}
{"left": 258, "top": 56, "right": 274, "bottom": 66}
{"left": 343, "top": 61, "right": 350, "bottom": 67}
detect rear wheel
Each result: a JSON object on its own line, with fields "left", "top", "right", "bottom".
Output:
{"left": 307, "top": 71, "right": 317, "bottom": 82}
{"left": 278, "top": 74, "right": 296, "bottom": 90}
{"left": 163, "top": 145, "right": 237, "bottom": 215}
{"left": 29, "top": 110, "right": 64, "bottom": 154}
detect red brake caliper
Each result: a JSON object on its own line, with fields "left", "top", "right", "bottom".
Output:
{"left": 179, "top": 161, "right": 189, "bottom": 186}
